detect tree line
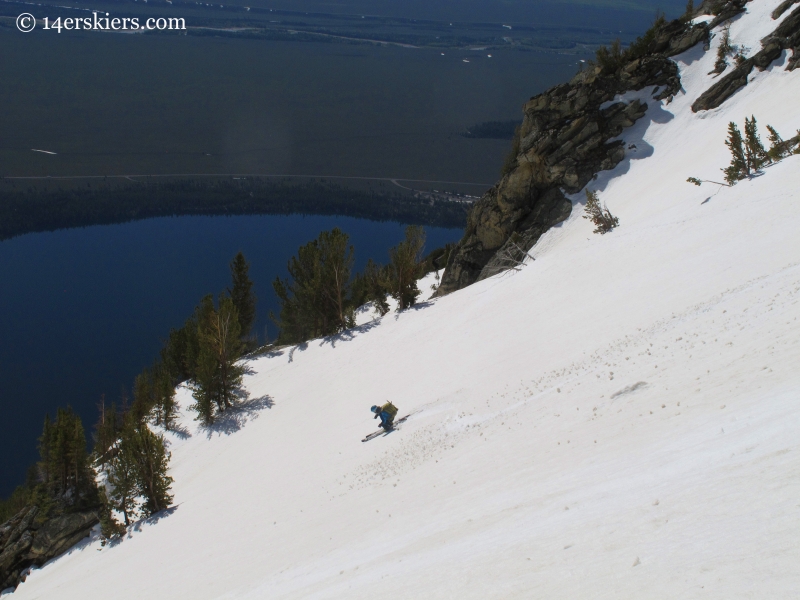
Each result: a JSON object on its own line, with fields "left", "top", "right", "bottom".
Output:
{"left": 1, "top": 228, "right": 453, "bottom": 535}
{"left": 0, "top": 252, "right": 258, "bottom": 535}
{"left": 687, "top": 117, "right": 799, "bottom": 188}
{"left": 272, "top": 225, "right": 452, "bottom": 344}
{"left": 0, "top": 178, "right": 468, "bottom": 242}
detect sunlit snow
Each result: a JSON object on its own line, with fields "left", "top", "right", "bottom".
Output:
{"left": 7, "top": 1, "right": 800, "bottom": 598}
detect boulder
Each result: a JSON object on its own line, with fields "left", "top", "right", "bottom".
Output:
{"left": 0, "top": 531, "right": 33, "bottom": 590}
{"left": 773, "top": 0, "right": 799, "bottom": 20}
{"left": 29, "top": 511, "right": 98, "bottom": 560}
{"left": 0, "top": 508, "right": 98, "bottom": 592}
{"left": 0, "top": 506, "right": 37, "bottom": 548}
{"left": 693, "top": 5, "right": 800, "bottom": 111}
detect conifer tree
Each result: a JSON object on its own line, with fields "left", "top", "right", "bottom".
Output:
{"left": 744, "top": 115, "right": 769, "bottom": 171}
{"left": 93, "top": 396, "right": 122, "bottom": 469}
{"left": 388, "top": 226, "right": 426, "bottom": 311}
{"left": 272, "top": 228, "right": 356, "bottom": 343}
{"left": 130, "top": 364, "right": 177, "bottom": 429}
{"left": 39, "top": 415, "right": 53, "bottom": 489}
{"left": 683, "top": 0, "right": 694, "bottom": 21}
{"left": 98, "top": 487, "right": 126, "bottom": 542}
{"left": 317, "top": 228, "right": 355, "bottom": 331}
{"left": 228, "top": 252, "right": 257, "bottom": 342}
{"left": 131, "top": 368, "right": 155, "bottom": 424}
{"left": 160, "top": 296, "right": 215, "bottom": 384}
{"left": 351, "top": 259, "right": 390, "bottom": 316}
{"left": 152, "top": 364, "right": 177, "bottom": 430}
{"left": 272, "top": 238, "right": 324, "bottom": 343}
{"left": 38, "top": 407, "right": 97, "bottom": 508}
{"left": 106, "top": 430, "right": 140, "bottom": 526}
{"left": 128, "top": 424, "right": 173, "bottom": 516}
{"left": 766, "top": 124, "right": 788, "bottom": 160}
{"left": 723, "top": 121, "right": 748, "bottom": 184}
{"left": 105, "top": 419, "right": 174, "bottom": 522}
{"left": 191, "top": 349, "right": 217, "bottom": 426}
{"left": 192, "top": 295, "right": 245, "bottom": 423}
{"left": 583, "top": 189, "right": 619, "bottom": 234}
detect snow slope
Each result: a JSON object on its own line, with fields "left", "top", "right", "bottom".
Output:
{"left": 8, "top": 2, "right": 800, "bottom": 598}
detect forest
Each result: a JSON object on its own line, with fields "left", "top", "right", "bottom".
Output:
{"left": 0, "top": 178, "right": 468, "bottom": 241}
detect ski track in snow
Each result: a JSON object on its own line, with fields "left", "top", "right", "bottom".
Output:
{"left": 7, "top": 1, "right": 800, "bottom": 598}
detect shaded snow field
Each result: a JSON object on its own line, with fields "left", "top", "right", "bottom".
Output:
{"left": 8, "top": 1, "right": 800, "bottom": 598}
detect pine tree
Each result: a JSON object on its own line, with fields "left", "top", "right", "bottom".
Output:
{"left": 744, "top": 115, "right": 769, "bottom": 171}
{"left": 766, "top": 124, "right": 788, "bottom": 160}
{"left": 272, "top": 239, "right": 322, "bottom": 344}
{"left": 38, "top": 407, "right": 97, "bottom": 508}
{"left": 317, "top": 228, "right": 355, "bottom": 331}
{"left": 128, "top": 424, "right": 173, "bottom": 516}
{"left": 191, "top": 345, "right": 218, "bottom": 426}
{"left": 351, "top": 259, "right": 390, "bottom": 317}
{"left": 713, "top": 25, "right": 733, "bottom": 73}
{"left": 683, "top": 0, "right": 694, "bottom": 21}
{"left": 160, "top": 296, "right": 215, "bottom": 384}
{"left": 131, "top": 368, "right": 155, "bottom": 424}
{"left": 152, "top": 364, "right": 177, "bottom": 430}
{"left": 228, "top": 252, "right": 257, "bottom": 342}
{"left": 192, "top": 295, "right": 245, "bottom": 423}
{"left": 38, "top": 415, "right": 53, "bottom": 490}
{"left": 272, "top": 228, "right": 356, "bottom": 343}
{"left": 388, "top": 226, "right": 426, "bottom": 311}
{"left": 583, "top": 189, "right": 619, "bottom": 234}
{"left": 106, "top": 429, "right": 140, "bottom": 526}
{"left": 98, "top": 487, "right": 126, "bottom": 542}
{"left": 723, "top": 121, "right": 748, "bottom": 184}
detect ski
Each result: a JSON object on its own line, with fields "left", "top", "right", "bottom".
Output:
{"left": 361, "top": 430, "right": 385, "bottom": 442}
{"left": 361, "top": 414, "right": 411, "bottom": 442}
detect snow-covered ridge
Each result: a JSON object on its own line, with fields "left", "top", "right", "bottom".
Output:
{"left": 7, "top": 1, "right": 800, "bottom": 598}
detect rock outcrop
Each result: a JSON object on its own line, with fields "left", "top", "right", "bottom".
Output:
{"left": 692, "top": 4, "right": 800, "bottom": 111}
{"left": 0, "top": 506, "right": 98, "bottom": 591}
{"left": 436, "top": 0, "right": 799, "bottom": 296}
{"left": 436, "top": 21, "right": 701, "bottom": 295}
{"left": 773, "top": 0, "right": 799, "bottom": 20}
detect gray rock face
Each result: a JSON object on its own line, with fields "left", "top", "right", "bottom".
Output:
{"left": 692, "top": 5, "right": 800, "bottom": 111}
{"left": 656, "top": 22, "right": 711, "bottom": 57}
{"left": 773, "top": 0, "right": 799, "bottom": 20}
{"left": 0, "top": 507, "right": 37, "bottom": 549}
{"left": 29, "top": 511, "right": 99, "bottom": 559}
{"left": 0, "top": 507, "right": 98, "bottom": 592}
{"left": 438, "top": 2, "right": 799, "bottom": 296}
{"left": 436, "top": 28, "right": 690, "bottom": 296}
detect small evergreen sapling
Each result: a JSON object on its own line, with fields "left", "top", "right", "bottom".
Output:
{"left": 583, "top": 189, "right": 619, "bottom": 234}
{"left": 743, "top": 115, "right": 769, "bottom": 171}
{"left": 766, "top": 125, "right": 788, "bottom": 160}
{"left": 723, "top": 121, "right": 748, "bottom": 184}
{"left": 713, "top": 25, "right": 734, "bottom": 73}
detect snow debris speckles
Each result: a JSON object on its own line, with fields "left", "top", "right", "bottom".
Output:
{"left": 12, "top": 4, "right": 800, "bottom": 599}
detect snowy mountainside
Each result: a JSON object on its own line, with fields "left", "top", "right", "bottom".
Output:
{"left": 8, "top": 1, "right": 800, "bottom": 598}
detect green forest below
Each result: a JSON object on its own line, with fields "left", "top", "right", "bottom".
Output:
{"left": 0, "top": 178, "right": 469, "bottom": 241}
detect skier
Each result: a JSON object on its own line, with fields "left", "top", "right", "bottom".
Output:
{"left": 371, "top": 402, "right": 398, "bottom": 431}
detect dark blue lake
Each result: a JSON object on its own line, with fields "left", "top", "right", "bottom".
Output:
{"left": 0, "top": 216, "right": 462, "bottom": 495}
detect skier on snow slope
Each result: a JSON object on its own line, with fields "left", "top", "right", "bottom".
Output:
{"left": 371, "top": 402, "right": 398, "bottom": 431}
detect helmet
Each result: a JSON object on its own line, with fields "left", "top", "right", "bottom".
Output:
{"left": 370, "top": 405, "right": 379, "bottom": 413}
